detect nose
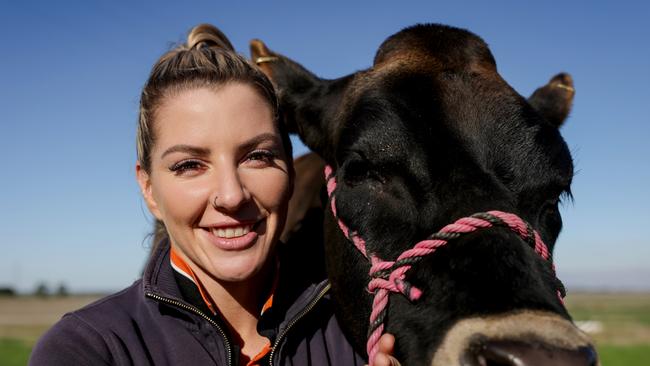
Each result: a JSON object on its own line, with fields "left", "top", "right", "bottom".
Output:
{"left": 430, "top": 312, "right": 598, "bottom": 366}
{"left": 464, "top": 339, "right": 598, "bottom": 366}
{"left": 211, "top": 167, "right": 250, "bottom": 212}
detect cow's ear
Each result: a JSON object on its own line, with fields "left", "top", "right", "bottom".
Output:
{"left": 250, "top": 39, "right": 352, "bottom": 163}
{"left": 528, "top": 73, "right": 575, "bottom": 128}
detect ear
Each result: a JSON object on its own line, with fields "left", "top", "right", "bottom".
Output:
{"left": 528, "top": 73, "right": 575, "bottom": 128}
{"left": 250, "top": 39, "right": 355, "bottom": 163}
{"left": 136, "top": 162, "right": 163, "bottom": 220}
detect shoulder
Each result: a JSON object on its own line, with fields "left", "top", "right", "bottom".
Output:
{"left": 29, "top": 281, "right": 144, "bottom": 366}
{"left": 29, "top": 311, "right": 113, "bottom": 365}
{"left": 69, "top": 279, "right": 146, "bottom": 327}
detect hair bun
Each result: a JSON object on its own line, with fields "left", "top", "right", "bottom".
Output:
{"left": 187, "top": 23, "right": 235, "bottom": 51}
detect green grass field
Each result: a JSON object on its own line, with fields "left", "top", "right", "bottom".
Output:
{"left": 0, "top": 295, "right": 102, "bottom": 366}
{"left": 0, "top": 339, "right": 31, "bottom": 366}
{"left": 598, "top": 345, "right": 650, "bottom": 365}
{"left": 564, "top": 293, "right": 650, "bottom": 365}
{"left": 1, "top": 293, "right": 649, "bottom": 365}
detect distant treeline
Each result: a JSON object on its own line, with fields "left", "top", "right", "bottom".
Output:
{"left": 0, "top": 282, "right": 69, "bottom": 297}
{"left": 0, "top": 287, "right": 16, "bottom": 296}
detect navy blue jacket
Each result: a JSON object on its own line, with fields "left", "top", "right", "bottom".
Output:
{"left": 29, "top": 241, "right": 365, "bottom": 365}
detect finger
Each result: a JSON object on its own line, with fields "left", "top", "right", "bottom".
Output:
{"left": 378, "top": 333, "right": 395, "bottom": 354}
{"left": 374, "top": 353, "right": 401, "bottom": 366}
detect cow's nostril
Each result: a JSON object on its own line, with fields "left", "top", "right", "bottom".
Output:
{"left": 463, "top": 340, "right": 598, "bottom": 366}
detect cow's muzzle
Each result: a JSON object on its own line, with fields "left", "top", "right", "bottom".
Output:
{"left": 431, "top": 311, "right": 598, "bottom": 366}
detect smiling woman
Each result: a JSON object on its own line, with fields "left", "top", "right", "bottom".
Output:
{"left": 27, "top": 23, "right": 376, "bottom": 366}
{"left": 139, "top": 86, "right": 292, "bottom": 286}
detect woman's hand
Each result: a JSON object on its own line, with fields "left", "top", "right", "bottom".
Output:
{"left": 372, "top": 333, "right": 401, "bottom": 366}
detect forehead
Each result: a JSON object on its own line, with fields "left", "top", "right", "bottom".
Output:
{"left": 337, "top": 64, "right": 572, "bottom": 185}
{"left": 153, "top": 84, "right": 276, "bottom": 149}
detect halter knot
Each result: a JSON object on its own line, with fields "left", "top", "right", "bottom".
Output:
{"left": 368, "top": 256, "right": 423, "bottom": 301}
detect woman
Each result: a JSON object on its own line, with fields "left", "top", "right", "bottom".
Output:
{"left": 29, "top": 24, "right": 398, "bottom": 366}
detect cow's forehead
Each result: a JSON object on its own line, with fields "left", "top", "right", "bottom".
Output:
{"left": 334, "top": 64, "right": 573, "bottom": 192}
{"left": 337, "top": 62, "right": 507, "bottom": 152}
{"left": 339, "top": 24, "right": 500, "bottom": 125}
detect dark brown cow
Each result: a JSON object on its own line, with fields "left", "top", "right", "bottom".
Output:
{"left": 251, "top": 24, "right": 597, "bottom": 366}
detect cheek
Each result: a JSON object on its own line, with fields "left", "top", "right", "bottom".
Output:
{"left": 152, "top": 177, "right": 211, "bottom": 223}
{"left": 244, "top": 169, "right": 291, "bottom": 212}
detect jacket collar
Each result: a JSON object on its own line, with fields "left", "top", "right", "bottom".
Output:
{"left": 142, "top": 239, "right": 184, "bottom": 301}
{"left": 141, "top": 238, "right": 331, "bottom": 326}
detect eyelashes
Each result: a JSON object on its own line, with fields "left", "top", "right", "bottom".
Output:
{"left": 246, "top": 149, "right": 277, "bottom": 164}
{"left": 167, "top": 149, "right": 279, "bottom": 176}
{"left": 169, "top": 159, "right": 205, "bottom": 175}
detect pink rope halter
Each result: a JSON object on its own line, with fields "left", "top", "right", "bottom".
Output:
{"left": 324, "top": 165, "right": 565, "bottom": 365}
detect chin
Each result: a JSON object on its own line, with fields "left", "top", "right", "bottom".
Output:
{"left": 210, "top": 255, "right": 268, "bottom": 283}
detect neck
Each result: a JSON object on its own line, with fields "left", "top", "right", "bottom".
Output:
{"left": 191, "top": 255, "right": 275, "bottom": 338}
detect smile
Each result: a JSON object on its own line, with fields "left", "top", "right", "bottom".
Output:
{"left": 211, "top": 224, "right": 253, "bottom": 239}
{"left": 201, "top": 220, "right": 263, "bottom": 251}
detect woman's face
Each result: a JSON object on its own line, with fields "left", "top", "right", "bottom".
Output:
{"left": 137, "top": 83, "right": 292, "bottom": 283}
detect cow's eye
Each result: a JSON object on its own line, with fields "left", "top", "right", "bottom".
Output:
{"left": 343, "top": 159, "right": 369, "bottom": 185}
{"left": 541, "top": 198, "right": 560, "bottom": 216}
{"left": 539, "top": 197, "right": 562, "bottom": 235}
{"left": 342, "top": 158, "right": 384, "bottom": 186}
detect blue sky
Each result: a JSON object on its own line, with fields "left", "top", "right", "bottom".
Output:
{"left": 1, "top": 0, "right": 648, "bottom": 293}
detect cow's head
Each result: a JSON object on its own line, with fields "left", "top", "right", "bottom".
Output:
{"left": 252, "top": 24, "right": 596, "bottom": 366}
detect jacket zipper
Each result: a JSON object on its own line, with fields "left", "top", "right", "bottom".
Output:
{"left": 269, "top": 283, "right": 331, "bottom": 364}
{"left": 145, "top": 292, "right": 233, "bottom": 366}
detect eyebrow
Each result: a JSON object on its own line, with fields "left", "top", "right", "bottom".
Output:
{"left": 159, "top": 133, "right": 281, "bottom": 159}
{"left": 161, "top": 145, "right": 210, "bottom": 159}
{"left": 238, "top": 133, "right": 282, "bottom": 152}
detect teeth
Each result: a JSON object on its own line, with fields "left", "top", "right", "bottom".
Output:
{"left": 225, "top": 228, "right": 234, "bottom": 238}
{"left": 212, "top": 225, "right": 252, "bottom": 238}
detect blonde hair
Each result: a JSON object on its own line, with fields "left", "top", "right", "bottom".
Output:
{"left": 136, "top": 23, "right": 291, "bottom": 173}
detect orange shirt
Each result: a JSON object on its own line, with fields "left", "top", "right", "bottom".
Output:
{"left": 170, "top": 248, "right": 278, "bottom": 366}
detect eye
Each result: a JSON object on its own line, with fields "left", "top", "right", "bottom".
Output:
{"left": 343, "top": 158, "right": 385, "bottom": 186}
{"left": 343, "top": 160, "right": 368, "bottom": 185}
{"left": 543, "top": 189, "right": 572, "bottom": 215}
{"left": 244, "top": 149, "right": 277, "bottom": 167}
{"left": 543, "top": 198, "right": 560, "bottom": 214}
{"left": 539, "top": 196, "right": 563, "bottom": 239}
{"left": 169, "top": 159, "right": 206, "bottom": 176}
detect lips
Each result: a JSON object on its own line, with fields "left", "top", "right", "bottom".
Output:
{"left": 211, "top": 224, "right": 253, "bottom": 239}
{"left": 202, "top": 220, "right": 262, "bottom": 251}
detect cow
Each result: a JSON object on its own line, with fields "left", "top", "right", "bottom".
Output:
{"left": 250, "top": 24, "right": 598, "bottom": 366}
